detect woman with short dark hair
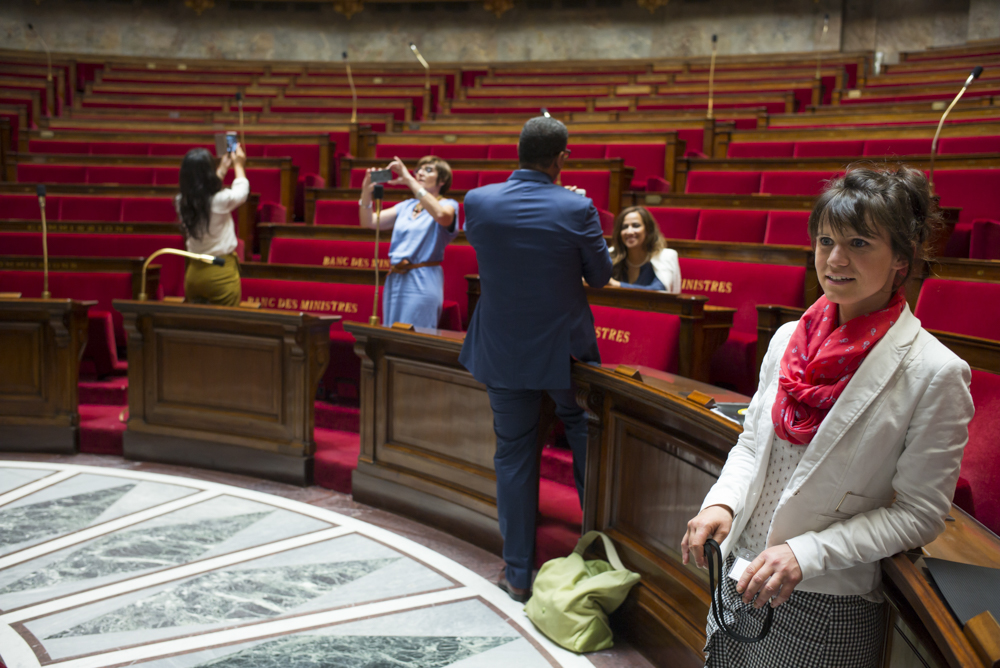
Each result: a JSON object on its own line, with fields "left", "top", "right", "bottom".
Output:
{"left": 177, "top": 145, "right": 248, "bottom": 306}
{"left": 681, "top": 165, "right": 974, "bottom": 667}
{"left": 607, "top": 205, "right": 680, "bottom": 293}
{"left": 358, "top": 155, "right": 459, "bottom": 328}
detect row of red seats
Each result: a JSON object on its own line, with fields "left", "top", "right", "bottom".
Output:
{"left": 648, "top": 207, "right": 810, "bottom": 245}
{"left": 1, "top": 193, "right": 177, "bottom": 222}
{"left": 727, "top": 136, "right": 1000, "bottom": 159}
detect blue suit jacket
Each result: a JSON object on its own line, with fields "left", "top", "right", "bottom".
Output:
{"left": 459, "top": 169, "right": 613, "bottom": 390}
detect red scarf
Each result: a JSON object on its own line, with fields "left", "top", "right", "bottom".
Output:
{"left": 771, "top": 289, "right": 907, "bottom": 445}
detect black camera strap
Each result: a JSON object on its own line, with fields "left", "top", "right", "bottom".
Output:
{"left": 704, "top": 538, "right": 774, "bottom": 644}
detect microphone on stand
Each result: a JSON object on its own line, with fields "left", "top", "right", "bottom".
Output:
{"left": 138, "top": 249, "right": 225, "bottom": 301}
{"left": 707, "top": 34, "right": 718, "bottom": 120}
{"left": 37, "top": 184, "right": 51, "bottom": 299}
{"left": 370, "top": 183, "right": 385, "bottom": 326}
{"left": 930, "top": 66, "right": 983, "bottom": 192}
{"left": 26, "top": 24, "right": 53, "bottom": 84}
{"left": 541, "top": 107, "right": 551, "bottom": 118}
{"left": 409, "top": 43, "right": 431, "bottom": 92}
{"left": 343, "top": 52, "right": 358, "bottom": 124}
{"left": 234, "top": 91, "right": 246, "bottom": 149}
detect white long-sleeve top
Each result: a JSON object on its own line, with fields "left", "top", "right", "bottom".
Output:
{"left": 181, "top": 177, "right": 249, "bottom": 257}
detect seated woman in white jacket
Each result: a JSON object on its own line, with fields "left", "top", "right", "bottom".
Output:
{"left": 681, "top": 166, "right": 974, "bottom": 668}
{"left": 606, "top": 206, "right": 680, "bottom": 293}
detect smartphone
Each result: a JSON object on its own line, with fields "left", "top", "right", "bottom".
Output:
{"left": 370, "top": 169, "right": 393, "bottom": 184}
{"left": 225, "top": 132, "right": 238, "bottom": 154}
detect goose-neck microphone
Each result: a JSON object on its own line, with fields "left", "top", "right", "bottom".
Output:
{"left": 37, "top": 184, "right": 50, "bottom": 299}
{"left": 343, "top": 51, "right": 357, "bottom": 123}
{"left": 930, "top": 66, "right": 984, "bottom": 192}
{"left": 409, "top": 43, "right": 431, "bottom": 91}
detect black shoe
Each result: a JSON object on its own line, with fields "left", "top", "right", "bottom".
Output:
{"left": 498, "top": 575, "right": 532, "bottom": 603}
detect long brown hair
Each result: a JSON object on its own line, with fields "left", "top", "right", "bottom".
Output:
{"left": 808, "top": 164, "right": 942, "bottom": 285}
{"left": 610, "top": 206, "right": 667, "bottom": 279}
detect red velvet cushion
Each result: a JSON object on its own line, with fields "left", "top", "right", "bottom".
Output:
{"left": 90, "top": 142, "right": 151, "bottom": 156}
{"left": 59, "top": 196, "right": 122, "bottom": 222}
{"left": 28, "top": 140, "right": 89, "bottom": 154}
{"left": 427, "top": 145, "right": 489, "bottom": 160}
{"left": 685, "top": 171, "right": 761, "bottom": 195}
{"left": 760, "top": 171, "right": 836, "bottom": 197}
{"left": 933, "top": 169, "right": 1000, "bottom": 223}
{"left": 87, "top": 166, "right": 155, "bottom": 186}
{"left": 970, "top": 219, "right": 1000, "bottom": 260}
{"left": 764, "top": 210, "right": 812, "bottom": 246}
{"left": 487, "top": 144, "right": 519, "bottom": 159}
{"left": 151, "top": 167, "right": 180, "bottom": 186}
{"left": 443, "top": 244, "right": 479, "bottom": 328}
{"left": 375, "top": 145, "right": 429, "bottom": 160}
{"left": 960, "top": 370, "right": 1000, "bottom": 535}
{"left": 727, "top": 142, "right": 795, "bottom": 158}
{"left": 18, "top": 164, "right": 87, "bottom": 185}
{"left": 696, "top": 209, "right": 768, "bottom": 243}
{"left": 590, "top": 304, "right": 681, "bottom": 374}
{"left": 606, "top": 143, "right": 667, "bottom": 188}
{"left": 313, "top": 200, "right": 401, "bottom": 225}
{"left": 148, "top": 143, "right": 213, "bottom": 157}
{"left": 263, "top": 144, "right": 321, "bottom": 176}
{"left": 938, "top": 136, "right": 1000, "bottom": 155}
{"left": 678, "top": 258, "right": 806, "bottom": 334}
{"left": 863, "top": 138, "right": 933, "bottom": 157}
{"left": 240, "top": 277, "right": 378, "bottom": 325}
{"left": 121, "top": 197, "right": 178, "bottom": 223}
{"left": 0, "top": 194, "right": 51, "bottom": 220}
{"left": 647, "top": 207, "right": 700, "bottom": 239}
{"left": 0, "top": 270, "right": 133, "bottom": 345}
{"left": 477, "top": 170, "right": 511, "bottom": 187}
{"left": 915, "top": 278, "right": 1000, "bottom": 341}
{"left": 267, "top": 238, "right": 390, "bottom": 269}
{"left": 793, "top": 140, "right": 865, "bottom": 158}
{"left": 450, "top": 170, "right": 480, "bottom": 191}
{"left": 227, "top": 168, "right": 281, "bottom": 206}
{"left": 560, "top": 170, "right": 610, "bottom": 212}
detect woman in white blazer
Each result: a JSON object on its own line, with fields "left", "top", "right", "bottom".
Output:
{"left": 681, "top": 166, "right": 975, "bottom": 668}
{"left": 606, "top": 206, "right": 681, "bottom": 293}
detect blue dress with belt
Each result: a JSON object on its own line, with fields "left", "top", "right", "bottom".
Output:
{"left": 382, "top": 197, "right": 460, "bottom": 328}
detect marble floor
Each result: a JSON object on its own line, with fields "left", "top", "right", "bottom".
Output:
{"left": 0, "top": 455, "right": 655, "bottom": 668}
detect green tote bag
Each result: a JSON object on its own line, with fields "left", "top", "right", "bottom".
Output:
{"left": 525, "top": 530, "right": 641, "bottom": 653}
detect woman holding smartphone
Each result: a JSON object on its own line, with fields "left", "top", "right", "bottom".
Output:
{"left": 358, "top": 155, "right": 459, "bottom": 328}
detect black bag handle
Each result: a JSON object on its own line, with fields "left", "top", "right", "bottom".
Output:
{"left": 704, "top": 538, "right": 774, "bottom": 644}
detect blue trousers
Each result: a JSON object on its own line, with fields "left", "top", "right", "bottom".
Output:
{"left": 486, "top": 386, "right": 588, "bottom": 590}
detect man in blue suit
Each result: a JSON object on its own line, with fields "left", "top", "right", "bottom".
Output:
{"left": 459, "top": 117, "right": 613, "bottom": 602}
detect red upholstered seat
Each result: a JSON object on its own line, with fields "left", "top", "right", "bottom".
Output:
{"left": 296, "top": 174, "right": 326, "bottom": 222}
{"left": 863, "top": 138, "right": 933, "bottom": 157}
{"left": 314, "top": 200, "right": 400, "bottom": 225}
{"left": 478, "top": 170, "right": 511, "bottom": 187}
{"left": 83, "top": 310, "right": 128, "bottom": 378}
{"left": 28, "top": 140, "right": 90, "bottom": 154}
{"left": 793, "top": 140, "right": 866, "bottom": 158}
{"left": 970, "top": 219, "right": 1000, "bottom": 260}
{"left": 267, "top": 237, "right": 391, "bottom": 268}
{"left": 450, "top": 170, "right": 480, "bottom": 191}
{"left": 59, "top": 196, "right": 123, "bottom": 222}
{"left": 426, "top": 145, "right": 489, "bottom": 160}
{"left": 938, "top": 136, "right": 1000, "bottom": 155}
{"left": 956, "top": 370, "right": 1000, "bottom": 535}
{"left": 149, "top": 143, "right": 213, "bottom": 156}
{"left": 606, "top": 143, "right": 667, "bottom": 190}
{"left": 375, "top": 145, "right": 430, "bottom": 159}
{"left": 764, "top": 210, "right": 812, "bottom": 246}
{"left": 228, "top": 168, "right": 282, "bottom": 207}
{"left": 696, "top": 209, "right": 768, "bottom": 243}
{"left": 87, "top": 166, "right": 155, "bottom": 185}
{"left": 647, "top": 207, "right": 700, "bottom": 239}
{"left": 443, "top": 244, "right": 479, "bottom": 328}
{"left": 933, "top": 169, "right": 1000, "bottom": 224}
{"left": 263, "top": 144, "right": 322, "bottom": 176}
{"left": 566, "top": 144, "right": 607, "bottom": 159}
{"left": 486, "top": 145, "right": 519, "bottom": 159}
{"left": 915, "top": 278, "right": 1000, "bottom": 341}
{"left": 727, "top": 142, "right": 795, "bottom": 158}
{"left": 760, "top": 171, "right": 835, "bottom": 197}
{"left": 151, "top": 167, "right": 179, "bottom": 186}
{"left": 590, "top": 304, "right": 681, "bottom": 374}
{"left": 560, "top": 170, "right": 610, "bottom": 211}
{"left": 0, "top": 194, "right": 50, "bottom": 220}
{"left": 685, "top": 171, "right": 761, "bottom": 195}
{"left": 121, "top": 197, "right": 179, "bottom": 223}
{"left": 0, "top": 270, "right": 134, "bottom": 346}
{"left": 679, "top": 258, "right": 806, "bottom": 394}
{"left": 90, "top": 142, "right": 151, "bottom": 156}
{"left": 18, "top": 164, "right": 88, "bottom": 185}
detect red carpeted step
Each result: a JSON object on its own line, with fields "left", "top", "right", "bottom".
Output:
{"left": 535, "top": 477, "right": 583, "bottom": 568}
{"left": 313, "top": 427, "right": 360, "bottom": 494}
{"left": 314, "top": 401, "right": 360, "bottom": 433}
{"left": 79, "top": 377, "right": 129, "bottom": 406}
{"left": 78, "top": 404, "right": 126, "bottom": 455}
{"left": 540, "top": 445, "right": 575, "bottom": 488}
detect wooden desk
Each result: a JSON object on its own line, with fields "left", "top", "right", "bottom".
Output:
{"left": 114, "top": 300, "right": 336, "bottom": 485}
{"left": 0, "top": 298, "right": 93, "bottom": 453}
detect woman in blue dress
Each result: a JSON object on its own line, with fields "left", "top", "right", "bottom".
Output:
{"left": 358, "top": 155, "right": 460, "bottom": 328}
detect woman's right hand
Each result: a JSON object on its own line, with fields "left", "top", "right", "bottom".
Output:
{"left": 681, "top": 505, "right": 734, "bottom": 569}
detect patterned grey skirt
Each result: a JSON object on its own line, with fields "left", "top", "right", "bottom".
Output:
{"left": 704, "top": 556, "right": 887, "bottom": 668}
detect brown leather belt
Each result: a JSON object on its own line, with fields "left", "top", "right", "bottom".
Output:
{"left": 389, "top": 259, "right": 442, "bottom": 274}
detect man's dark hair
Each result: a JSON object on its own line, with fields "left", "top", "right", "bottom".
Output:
{"left": 518, "top": 116, "right": 569, "bottom": 170}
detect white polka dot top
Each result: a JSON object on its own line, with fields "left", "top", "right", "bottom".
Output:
{"left": 736, "top": 434, "right": 808, "bottom": 555}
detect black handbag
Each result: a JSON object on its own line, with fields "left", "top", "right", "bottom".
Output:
{"left": 704, "top": 538, "right": 775, "bottom": 643}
